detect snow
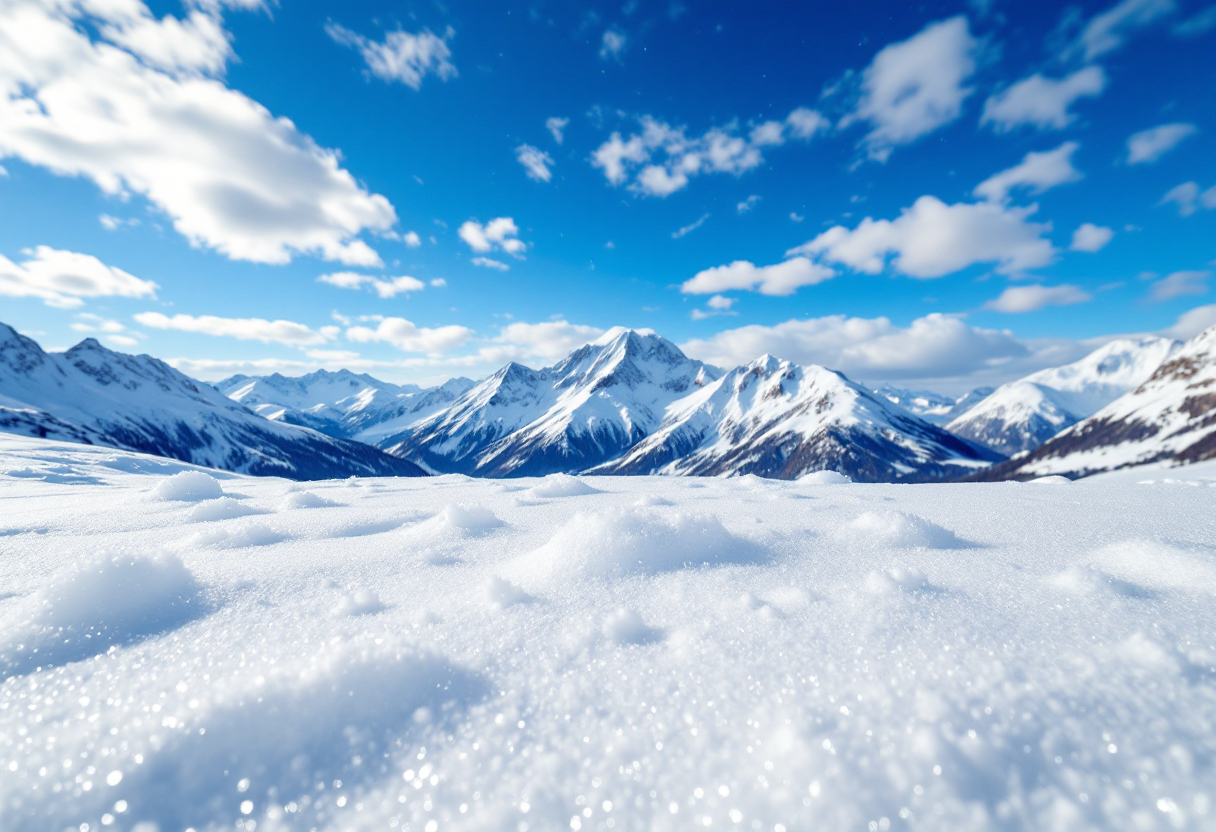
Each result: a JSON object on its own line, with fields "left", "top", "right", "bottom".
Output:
{"left": 2, "top": 432, "right": 1215, "bottom": 832}
{"left": 146, "top": 470, "right": 224, "bottom": 502}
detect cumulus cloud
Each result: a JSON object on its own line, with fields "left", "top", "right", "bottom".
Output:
{"left": 1072, "top": 0, "right": 1177, "bottom": 61}
{"left": 403, "top": 231, "right": 422, "bottom": 247}
{"left": 737, "top": 195, "right": 761, "bottom": 214}
{"left": 590, "top": 107, "right": 826, "bottom": 197}
{"left": 326, "top": 23, "right": 456, "bottom": 89}
{"left": 981, "top": 67, "right": 1106, "bottom": 131}
{"left": 1159, "top": 181, "right": 1216, "bottom": 216}
{"left": 787, "top": 196, "right": 1056, "bottom": 279}
{"left": 546, "top": 116, "right": 569, "bottom": 144}
{"left": 490, "top": 321, "right": 606, "bottom": 362}
{"left": 843, "top": 16, "right": 978, "bottom": 162}
{"left": 1070, "top": 223, "right": 1114, "bottom": 252}
{"left": 982, "top": 284, "right": 1092, "bottom": 313}
{"left": 973, "top": 142, "right": 1083, "bottom": 203}
{"left": 134, "top": 312, "right": 329, "bottom": 345}
{"left": 317, "top": 272, "right": 426, "bottom": 298}
{"left": 679, "top": 312, "right": 1090, "bottom": 389}
{"left": 1126, "top": 123, "right": 1197, "bottom": 164}
{"left": 1150, "top": 270, "right": 1210, "bottom": 302}
{"left": 682, "top": 258, "right": 835, "bottom": 297}
{"left": 515, "top": 145, "right": 554, "bottom": 182}
{"left": 1163, "top": 303, "right": 1216, "bottom": 339}
{"left": 690, "top": 295, "right": 738, "bottom": 320}
{"left": 0, "top": 246, "right": 158, "bottom": 309}
{"left": 345, "top": 317, "right": 473, "bottom": 353}
{"left": 458, "top": 218, "right": 526, "bottom": 257}
{"left": 600, "top": 30, "right": 626, "bottom": 60}
{"left": 0, "top": 1, "right": 396, "bottom": 266}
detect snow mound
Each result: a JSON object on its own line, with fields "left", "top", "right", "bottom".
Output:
{"left": 187, "top": 497, "right": 263, "bottom": 522}
{"left": 865, "top": 566, "right": 936, "bottom": 594}
{"left": 186, "top": 521, "right": 285, "bottom": 548}
{"left": 484, "top": 576, "right": 531, "bottom": 610}
{"left": 602, "top": 608, "right": 663, "bottom": 645}
{"left": 525, "top": 473, "right": 602, "bottom": 498}
{"left": 511, "top": 507, "right": 761, "bottom": 583}
{"left": 332, "top": 588, "right": 386, "bottom": 617}
{"left": 842, "top": 511, "right": 968, "bottom": 549}
{"left": 147, "top": 471, "right": 223, "bottom": 502}
{"left": 798, "top": 470, "right": 852, "bottom": 484}
{"left": 1090, "top": 540, "right": 1216, "bottom": 595}
{"left": 1029, "top": 475, "right": 1072, "bottom": 484}
{"left": 0, "top": 554, "right": 205, "bottom": 678}
{"left": 422, "top": 504, "right": 504, "bottom": 537}
{"left": 280, "top": 491, "right": 338, "bottom": 509}
{"left": 634, "top": 493, "right": 674, "bottom": 507}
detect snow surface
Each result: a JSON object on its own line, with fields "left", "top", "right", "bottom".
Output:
{"left": 2, "top": 433, "right": 1215, "bottom": 832}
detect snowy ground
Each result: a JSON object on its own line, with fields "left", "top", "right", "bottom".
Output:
{"left": 2, "top": 435, "right": 1215, "bottom": 832}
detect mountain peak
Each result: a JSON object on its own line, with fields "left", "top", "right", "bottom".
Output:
{"left": 591, "top": 326, "right": 659, "bottom": 347}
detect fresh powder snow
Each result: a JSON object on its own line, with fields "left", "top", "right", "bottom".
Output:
{"left": 1, "top": 433, "right": 1214, "bottom": 832}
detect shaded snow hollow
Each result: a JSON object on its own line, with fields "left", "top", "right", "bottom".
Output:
{"left": 0, "top": 434, "right": 1214, "bottom": 832}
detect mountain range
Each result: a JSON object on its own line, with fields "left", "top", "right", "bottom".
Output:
{"left": 3, "top": 318, "right": 1212, "bottom": 482}
{"left": 0, "top": 323, "right": 425, "bottom": 480}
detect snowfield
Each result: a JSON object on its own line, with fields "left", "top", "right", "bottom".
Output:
{"left": 2, "top": 435, "right": 1215, "bottom": 832}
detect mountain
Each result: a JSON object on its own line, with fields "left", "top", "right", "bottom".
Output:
{"left": 0, "top": 323, "right": 425, "bottom": 480}
{"left": 874, "top": 384, "right": 995, "bottom": 425}
{"left": 945, "top": 336, "right": 1179, "bottom": 455}
{"left": 974, "top": 325, "right": 1216, "bottom": 480}
{"left": 592, "top": 355, "right": 1003, "bottom": 481}
{"left": 382, "top": 328, "right": 722, "bottom": 476}
{"left": 214, "top": 370, "right": 475, "bottom": 441}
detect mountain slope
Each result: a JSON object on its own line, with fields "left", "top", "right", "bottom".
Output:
{"left": 945, "top": 337, "right": 1178, "bottom": 455}
{"left": 874, "top": 384, "right": 995, "bottom": 425}
{"left": 214, "top": 370, "right": 474, "bottom": 441}
{"left": 0, "top": 323, "right": 425, "bottom": 480}
{"left": 384, "top": 328, "right": 721, "bottom": 476}
{"left": 593, "top": 355, "right": 1003, "bottom": 482}
{"left": 975, "top": 325, "right": 1216, "bottom": 479}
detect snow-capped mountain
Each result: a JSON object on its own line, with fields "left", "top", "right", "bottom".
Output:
{"left": 945, "top": 336, "right": 1178, "bottom": 455}
{"left": 594, "top": 355, "right": 1002, "bottom": 481}
{"left": 214, "top": 370, "right": 474, "bottom": 441}
{"left": 383, "top": 328, "right": 721, "bottom": 476}
{"left": 979, "top": 325, "right": 1216, "bottom": 479}
{"left": 873, "top": 384, "right": 995, "bottom": 425}
{"left": 0, "top": 323, "right": 425, "bottom": 480}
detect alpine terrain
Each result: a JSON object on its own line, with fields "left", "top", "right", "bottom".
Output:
{"left": 0, "top": 323, "right": 426, "bottom": 480}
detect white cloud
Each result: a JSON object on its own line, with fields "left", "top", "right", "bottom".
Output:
{"left": 490, "top": 321, "right": 605, "bottom": 362}
{"left": 345, "top": 317, "right": 473, "bottom": 353}
{"left": 690, "top": 295, "right": 737, "bottom": 320}
{"left": 0, "top": 1, "right": 396, "bottom": 266}
{"left": 516, "top": 145, "right": 554, "bottom": 182}
{"left": 1126, "top": 123, "right": 1197, "bottom": 164}
{"left": 590, "top": 107, "right": 825, "bottom": 197}
{"left": 99, "top": 214, "right": 140, "bottom": 231}
{"left": 681, "top": 257, "right": 835, "bottom": 296}
{"left": 0, "top": 246, "right": 158, "bottom": 309}
{"left": 1159, "top": 181, "right": 1216, "bottom": 216}
{"left": 1163, "top": 304, "right": 1216, "bottom": 339}
{"left": 672, "top": 214, "right": 710, "bottom": 239}
{"left": 600, "top": 30, "right": 626, "bottom": 60}
{"left": 737, "top": 195, "right": 761, "bottom": 214}
{"left": 458, "top": 218, "right": 526, "bottom": 257}
{"left": 471, "top": 257, "right": 510, "bottom": 271}
{"left": 843, "top": 16, "right": 978, "bottom": 162}
{"left": 1073, "top": 0, "right": 1177, "bottom": 61}
{"left": 679, "top": 312, "right": 1089, "bottom": 389}
{"left": 326, "top": 23, "right": 456, "bottom": 90}
{"left": 317, "top": 272, "right": 426, "bottom": 299}
{"left": 546, "top": 116, "right": 569, "bottom": 144}
{"left": 787, "top": 196, "right": 1056, "bottom": 279}
{"left": 1150, "top": 270, "right": 1210, "bottom": 302}
{"left": 134, "top": 312, "right": 329, "bottom": 345}
{"left": 71, "top": 313, "right": 127, "bottom": 334}
{"left": 981, "top": 66, "right": 1106, "bottom": 131}
{"left": 982, "top": 284, "right": 1092, "bottom": 313}
{"left": 1070, "top": 223, "right": 1115, "bottom": 252}
{"left": 430, "top": 278, "right": 446, "bottom": 287}
{"left": 403, "top": 231, "right": 422, "bottom": 248}
{"left": 973, "top": 142, "right": 1083, "bottom": 203}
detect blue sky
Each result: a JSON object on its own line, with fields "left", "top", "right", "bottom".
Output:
{"left": 1, "top": 0, "right": 1213, "bottom": 393}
